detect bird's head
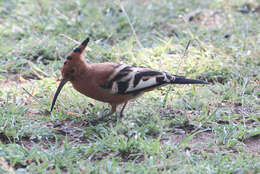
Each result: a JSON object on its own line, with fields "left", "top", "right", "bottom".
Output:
{"left": 61, "top": 37, "right": 89, "bottom": 82}
{"left": 50, "top": 37, "right": 90, "bottom": 113}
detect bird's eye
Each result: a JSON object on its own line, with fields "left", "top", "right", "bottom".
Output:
{"left": 67, "top": 56, "right": 72, "bottom": 60}
{"left": 64, "top": 61, "right": 67, "bottom": 65}
{"left": 70, "top": 68, "right": 75, "bottom": 73}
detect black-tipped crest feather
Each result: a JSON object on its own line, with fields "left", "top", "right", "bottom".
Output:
{"left": 73, "top": 37, "right": 90, "bottom": 53}
{"left": 81, "top": 37, "right": 90, "bottom": 46}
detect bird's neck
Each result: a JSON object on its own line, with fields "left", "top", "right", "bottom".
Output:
{"left": 78, "top": 61, "right": 91, "bottom": 79}
{"left": 70, "top": 62, "right": 94, "bottom": 95}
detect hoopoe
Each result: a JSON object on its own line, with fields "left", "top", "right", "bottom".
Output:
{"left": 50, "top": 37, "right": 208, "bottom": 119}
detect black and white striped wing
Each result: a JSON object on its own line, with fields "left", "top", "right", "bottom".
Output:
{"left": 101, "top": 64, "right": 175, "bottom": 94}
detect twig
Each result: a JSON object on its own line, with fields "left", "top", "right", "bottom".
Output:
{"left": 22, "top": 87, "right": 52, "bottom": 116}
{"left": 183, "top": 40, "right": 191, "bottom": 57}
{"left": 176, "top": 40, "right": 191, "bottom": 74}
{"left": 119, "top": 2, "right": 143, "bottom": 48}
{"left": 22, "top": 87, "right": 42, "bottom": 105}
{"left": 60, "top": 34, "right": 80, "bottom": 44}
{"left": 163, "top": 40, "right": 191, "bottom": 108}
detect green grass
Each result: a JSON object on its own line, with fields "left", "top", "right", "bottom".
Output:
{"left": 0, "top": 0, "right": 260, "bottom": 173}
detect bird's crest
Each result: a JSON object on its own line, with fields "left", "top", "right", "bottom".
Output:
{"left": 72, "top": 37, "right": 90, "bottom": 55}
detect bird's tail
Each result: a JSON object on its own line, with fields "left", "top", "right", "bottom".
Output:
{"left": 171, "top": 75, "right": 208, "bottom": 84}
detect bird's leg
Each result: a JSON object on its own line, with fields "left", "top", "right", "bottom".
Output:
{"left": 104, "top": 103, "right": 117, "bottom": 118}
{"left": 98, "top": 104, "right": 117, "bottom": 120}
{"left": 95, "top": 103, "right": 117, "bottom": 121}
{"left": 88, "top": 104, "right": 117, "bottom": 125}
{"left": 119, "top": 102, "right": 128, "bottom": 118}
{"left": 96, "top": 103, "right": 117, "bottom": 122}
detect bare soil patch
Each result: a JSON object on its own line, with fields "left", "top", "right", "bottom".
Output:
{"left": 165, "top": 131, "right": 260, "bottom": 155}
{"left": 243, "top": 135, "right": 260, "bottom": 154}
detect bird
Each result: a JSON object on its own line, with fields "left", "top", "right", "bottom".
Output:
{"left": 50, "top": 37, "right": 208, "bottom": 120}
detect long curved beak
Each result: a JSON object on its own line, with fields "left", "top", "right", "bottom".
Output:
{"left": 50, "top": 78, "right": 68, "bottom": 113}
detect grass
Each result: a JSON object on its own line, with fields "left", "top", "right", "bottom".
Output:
{"left": 0, "top": 0, "right": 260, "bottom": 173}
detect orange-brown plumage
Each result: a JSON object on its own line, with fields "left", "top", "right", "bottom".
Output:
{"left": 50, "top": 37, "right": 208, "bottom": 118}
{"left": 71, "top": 63, "right": 137, "bottom": 104}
